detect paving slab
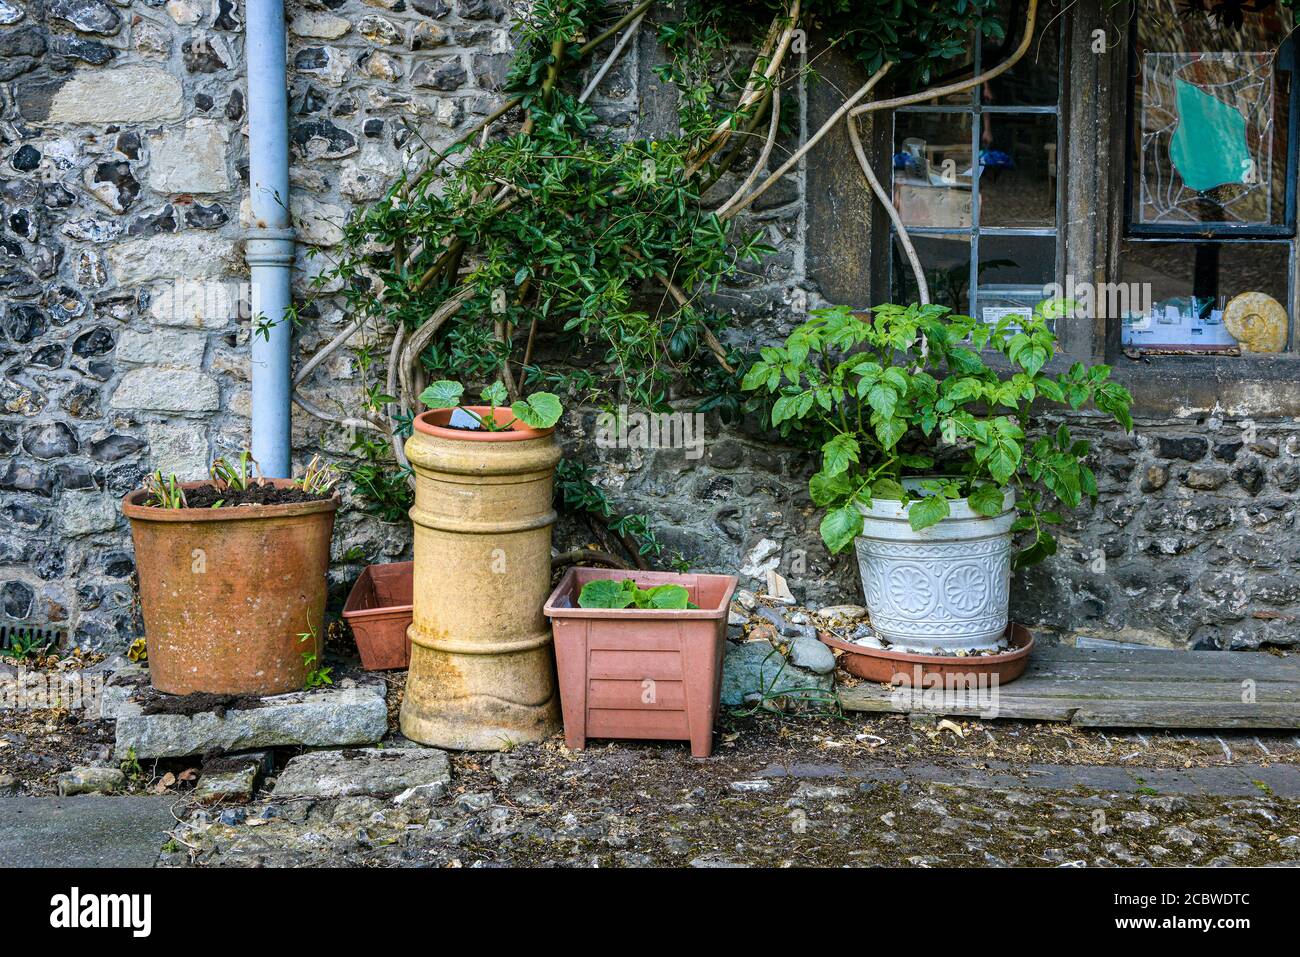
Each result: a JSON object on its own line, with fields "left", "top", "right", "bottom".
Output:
{"left": 755, "top": 760, "right": 1300, "bottom": 797}
{"left": 0, "top": 797, "right": 176, "bottom": 868}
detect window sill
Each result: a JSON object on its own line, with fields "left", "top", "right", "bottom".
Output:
{"left": 1107, "top": 352, "right": 1300, "bottom": 418}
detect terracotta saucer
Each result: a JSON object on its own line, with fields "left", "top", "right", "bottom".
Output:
{"left": 820, "top": 623, "right": 1034, "bottom": 686}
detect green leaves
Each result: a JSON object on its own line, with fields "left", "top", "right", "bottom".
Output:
{"left": 809, "top": 469, "right": 853, "bottom": 507}
{"left": 821, "top": 434, "right": 860, "bottom": 477}
{"left": 577, "top": 578, "right": 694, "bottom": 610}
{"left": 419, "top": 380, "right": 561, "bottom": 431}
{"left": 907, "top": 492, "right": 950, "bottom": 532}
{"left": 577, "top": 578, "right": 635, "bottom": 608}
{"left": 480, "top": 382, "right": 509, "bottom": 406}
{"left": 511, "top": 391, "right": 563, "bottom": 429}
{"left": 873, "top": 414, "right": 907, "bottom": 451}
{"left": 974, "top": 417, "right": 1024, "bottom": 485}
{"left": 820, "top": 505, "right": 864, "bottom": 555}
{"left": 736, "top": 294, "right": 1135, "bottom": 569}
{"left": 967, "top": 483, "right": 1006, "bottom": 517}
{"left": 1013, "top": 531, "right": 1058, "bottom": 570}
{"left": 1095, "top": 381, "right": 1135, "bottom": 432}
{"left": 871, "top": 477, "right": 907, "bottom": 504}
{"left": 864, "top": 382, "right": 898, "bottom": 419}
{"left": 640, "top": 584, "right": 694, "bottom": 609}
{"left": 419, "top": 380, "right": 464, "bottom": 410}
{"left": 772, "top": 391, "right": 815, "bottom": 426}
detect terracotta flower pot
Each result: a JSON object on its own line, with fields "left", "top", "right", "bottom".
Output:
{"left": 544, "top": 568, "right": 738, "bottom": 759}
{"left": 122, "top": 479, "right": 339, "bottom": 696}
{"left": 821, "top": 623, "right": 1034, "bottom": 685}
{"left": 400, "top": 406, "right": 563, "bottom": 750}
{"left": 342, "top": 561, "right": 413, "bottom": 670}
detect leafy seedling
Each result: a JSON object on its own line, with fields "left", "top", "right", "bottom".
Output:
{"left": 143, "top": 470, "right": 188, "bottom": 509}
{"left": 419, "top": 380, "right": 563, "bottom": 432}
{"left": 210, "top": 451, "right": 261, "bottom": 491}
{"left": 298, "top": 620, "right": 333, "bottom": 691}
{"left": 2, "top": 628, "right": 53, "bottom": 661}
{"left": 577, "top": 578, "right": 698, "bottom": 610}
{"left": 297, "top": 453, "right": 340, "bottom": 496}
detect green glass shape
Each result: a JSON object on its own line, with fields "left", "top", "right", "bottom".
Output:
{"left": 1169, "top": 77, "right": 1251, "bottom": 192}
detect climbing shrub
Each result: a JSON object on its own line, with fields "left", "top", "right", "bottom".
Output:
{"left": 296, "top": 0, "right": 1036, "bottom": 564}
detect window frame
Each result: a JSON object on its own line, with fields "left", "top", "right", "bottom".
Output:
{"left": 886, "top": 26, "right": 1064, "bottom": 320}
{"left": 1059, "top": 0, "right": 1300, "bottom": 416}
{"left": 844, "top": 0, "right": 1300, "bottom": 414}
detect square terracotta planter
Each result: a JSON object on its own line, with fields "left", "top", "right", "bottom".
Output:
{"left": 342, "top": 561, "right": 413, "bottom": 671}
{"left": 544, "top": 568, "right": 738, "bottom": 758}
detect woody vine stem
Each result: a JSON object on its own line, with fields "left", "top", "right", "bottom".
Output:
{"left": 285, "top": 0, "right": 1040, "bottom": 561}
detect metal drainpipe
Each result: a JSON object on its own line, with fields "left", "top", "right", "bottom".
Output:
{"left": 245, "top": 0, "right": 294, "bottom": 478}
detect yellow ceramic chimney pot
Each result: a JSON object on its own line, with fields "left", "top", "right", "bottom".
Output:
{"left": 400, "top": 405, "right": 562, "bottom": 750}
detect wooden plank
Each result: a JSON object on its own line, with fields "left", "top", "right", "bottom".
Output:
{"left": 834, "top": 644, "right": 1300, "bottom": 729}
{"left": 1024, "top": 653, "right": 1300, "bottom": 676}
{"left": 1028, "top": 646, "right": 1300, "bottom": 677}
{"left": 1070, "top": 703, "right": 1300, "bottom": 730}
{"left": 837, "top": 685, "right": 1300, "bottom": 728}
{"left": 1018, "top": 663, "right": 1300, "bottom": 685}
{"left": 993, "top": 679, "right": 1297, "bottom": 703}
{"left": 837, "top": 687, "right": 1082, "bottom": 722}
{"left": 839, "top": 679, "right": 1298, "bottom": 708}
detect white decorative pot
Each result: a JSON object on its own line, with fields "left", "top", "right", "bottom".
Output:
{"left": 854, "top": 483, "right": 1015, "bottom": 654}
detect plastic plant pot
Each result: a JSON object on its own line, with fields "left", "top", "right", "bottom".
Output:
{"left": 544, "top": 567, "right": 738, "bottom": 759}
{"left": 343, "top": 561, "right": 414, "bottom": 671}
{"left": 854, "top": 482, "right": 1015, "bottom": 654}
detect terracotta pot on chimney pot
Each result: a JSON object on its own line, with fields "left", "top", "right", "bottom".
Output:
{"left": 400, "top": 406, "right": 562, "bottom": 750}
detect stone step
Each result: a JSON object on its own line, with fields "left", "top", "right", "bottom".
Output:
{"left": 270, "top": 747, "right": 451, "bottom": 800}
{"left": 114, "top": 684, "right": 388, "bottom": 759}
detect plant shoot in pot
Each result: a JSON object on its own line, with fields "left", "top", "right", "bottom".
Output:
{"left": 419, "top": 380, "right": 564, "bottom": 431}
{"left": 742, "top": 299, "right": 1135, "bottom": 655}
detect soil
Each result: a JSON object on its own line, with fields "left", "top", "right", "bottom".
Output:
{"left": 178, "top": 483, "right": 332, "bottom": 509}
{"left": 140, "top": 692, "right": 264, "bottom": 717}
{"left": 0, "top": 651, "right": 116, "bottom": 794}
{"left": 162, "top": 701, "right": 1300, "bottom": 868}
{"left": 199, "top": 754, "right": 266, "bottom": 775}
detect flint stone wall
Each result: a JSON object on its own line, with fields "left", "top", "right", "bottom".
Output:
{"left": 1, "top": 0, "right": 1296, "bottom": 651}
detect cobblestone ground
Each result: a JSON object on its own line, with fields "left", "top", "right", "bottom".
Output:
{"left": 159, "top": 711, "right": 1300, "bottom": 868}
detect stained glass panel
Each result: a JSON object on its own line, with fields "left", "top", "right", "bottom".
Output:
{"left": 1129, "top": 0, "right": 1294, "bottom": 234}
